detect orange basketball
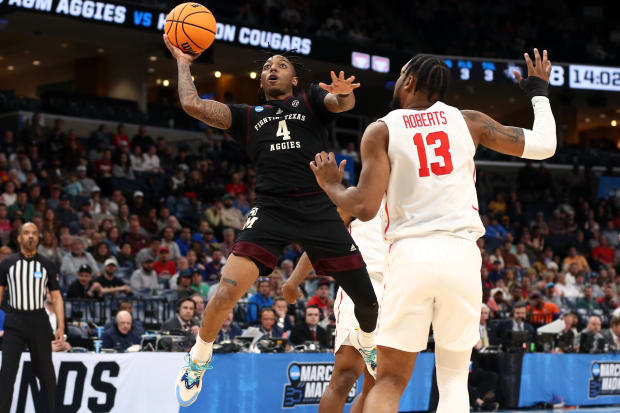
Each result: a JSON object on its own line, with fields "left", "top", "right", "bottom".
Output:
{"left": 164, "top": 2, "right": 216, "bottom": 55}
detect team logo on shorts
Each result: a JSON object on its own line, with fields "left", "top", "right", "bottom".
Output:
{"left": 291, "top": 100, "right": 299, "bottom": 107}
{"left": 589, "top": 361, "right": 620, "bottom": 398}
{"left": 283, "top": 362, "right": 357, "bottom": 408}
{"left": 255, "top": 106, "right": 264, "bottom": 112}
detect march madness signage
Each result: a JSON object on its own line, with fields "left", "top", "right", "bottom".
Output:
{"left": 283, "top": 362, "right": 357, "bottom": 408}
{"left": 1, "top": 352, "right": 181, "bottom": 413}
{"left": 589, "top": 361, "right": 620, "bottom": 398}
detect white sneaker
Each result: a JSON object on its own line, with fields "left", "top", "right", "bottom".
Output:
{"left": 175, "top": 353, "right": 212, "bottom": 407}
{"left": 348, "top": 327, "right": 377, "bottom": 378}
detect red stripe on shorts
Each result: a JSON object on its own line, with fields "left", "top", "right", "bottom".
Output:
{"left": 231, "top": 241, "right": 277, "bottom": 271}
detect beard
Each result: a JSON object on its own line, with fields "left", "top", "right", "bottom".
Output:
{"left": 264, "top": 85, "right": 286, "bottom": 99}
{"left": 389, "top": 94, "right": 401, "bottom": 110}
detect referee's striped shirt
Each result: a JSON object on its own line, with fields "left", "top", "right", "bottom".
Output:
{"left": 0, "top": 253, "right": 60, "bottom": 311}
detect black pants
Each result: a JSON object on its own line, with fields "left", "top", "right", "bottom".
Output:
{"left": 0, "top": 309, "right": 56, "bottom": 413}
{"left": 468, "top": 368, "right": 499, "bottom": 405}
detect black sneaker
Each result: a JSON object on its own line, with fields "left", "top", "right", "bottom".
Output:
{"left": 482, "top": 401, "right": 499, "bottom": 411}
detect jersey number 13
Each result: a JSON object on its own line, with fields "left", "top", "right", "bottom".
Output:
{"left": 412, "top": 131, "right": 454, "bottom": 177}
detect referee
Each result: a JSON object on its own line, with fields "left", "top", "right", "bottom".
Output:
{"left": 0, "top": 222, "right": 64, "bottom": 413}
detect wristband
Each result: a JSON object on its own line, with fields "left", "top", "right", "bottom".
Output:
{"left": 518, "top": 75, "right": 549, "bottom": 99}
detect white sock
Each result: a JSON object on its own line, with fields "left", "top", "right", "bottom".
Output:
{"left": 358, "top": 329, "right": 375, "bottom": 349}
{"left": 190, "top": 336, "right": 213, "bottom": 364}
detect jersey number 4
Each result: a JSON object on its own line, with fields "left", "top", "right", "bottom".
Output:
{"left": 412, "top": 131, "right": 454, "bottom": 177}
{"left": 277, "top": 120, "right": 291, "bottom": 141}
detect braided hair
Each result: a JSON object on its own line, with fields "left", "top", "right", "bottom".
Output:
{"left": 404, "top": 54, "right": 450, "bottom": 102}
{"left": 255, "top": 49, "right": 311, "bottom": 104}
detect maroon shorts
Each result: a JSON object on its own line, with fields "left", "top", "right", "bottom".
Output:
{"left": 232, "top": 193, "right": 365, "bottom": 277}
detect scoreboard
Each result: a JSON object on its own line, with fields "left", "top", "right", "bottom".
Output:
{"left": 443, "top": 58, "right": 620, "bottom": 92}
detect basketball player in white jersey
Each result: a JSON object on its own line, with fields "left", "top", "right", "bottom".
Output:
{"left": 282, "top": 208, "right": 386, "bottom": 413}
{"left": 310, "top": 49, "right": 556, "bottom": 413}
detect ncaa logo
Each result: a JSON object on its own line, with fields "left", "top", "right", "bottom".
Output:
{"left": 289, "top": 364, "right": 301, "bottom": 381}
{"left": 255, "top": 106, "right": 264, "bottom": 112}
{"left": 291, "top": 100, "right": 299, "bottom": 107}
{"left": 592, "top": 363, "right": 601, "bottom": 377}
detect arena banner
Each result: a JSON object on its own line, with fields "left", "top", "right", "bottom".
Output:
{"left": 181, "top": 352, "right": 435, "bottom": 413}
{"left": 519, "top": 353, "right": 620, "bottom": 407}
{"left": 1, "top": 351, "right": 435, "bottom": 412}
{"left": 0, "top": 351, "right": 182, "bottom": 413}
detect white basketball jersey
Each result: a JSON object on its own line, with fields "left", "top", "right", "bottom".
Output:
{"left": 349, "top": 210, "right": 387, "bottom": 278}
{"left": 379, "top": 102, "right": 484, "bottom": 242}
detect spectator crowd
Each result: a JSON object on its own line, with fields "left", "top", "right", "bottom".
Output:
{"left": 0, "top": 116, "right": 334, "bottom": 353}
{"left": 1, "top": 107, "right": 620, "bottom": 358}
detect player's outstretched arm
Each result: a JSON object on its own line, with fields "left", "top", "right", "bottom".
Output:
{"left": 462, "top": 48, "right": 556, "bottom": 160}
{"left": 163, "top": 34, "right": 232, "bottom": 130}
{"left": 310, "top": 121, "right": 389, "bottom": 221}
{"left": 320, "top": 70, "right": 360, "bottom": 113}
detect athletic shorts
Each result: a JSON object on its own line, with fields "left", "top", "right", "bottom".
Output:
{"left": 376, "top": 237, "right": 482, "bottom": 353}
{"left": 232, "top": 193, "right": 365, "bottom": 277}
{"left": 334, "top": 273, "right": 383, "bottom": 353}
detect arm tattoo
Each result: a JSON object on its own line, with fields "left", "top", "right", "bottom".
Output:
{"left": 465, "top": 110, "right": 524, "bottom": 144}
{"left": 478, "top": 116, "right": 524, "bottom": 144}
{"left": 222, "top": 277, "right": 238, "bottom": 287}
{"left": 177, "top": 61, "right": 231, "bottom": 129}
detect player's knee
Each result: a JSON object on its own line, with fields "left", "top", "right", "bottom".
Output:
{"left": 376, "top": 371, "right": 410, "bottom": 391}
{"left": 212, "top": 283, "right": 237, "bottom": 311}
{"left": 331, "top": 368, "right": 359, "bottom": 393}
{"left": 354, "top": 301, "right": 378, "bottom": 328}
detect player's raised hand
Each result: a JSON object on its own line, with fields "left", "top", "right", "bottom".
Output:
{"left": 163, "top": 34, "right": 201, "bottom": 63}
{"left": 513, "top": 48, "right": 552, "bottom": 84}
{"left": 319, "top": 71, "right": 361, "bottom": 95}
{"left": 310, "top": 151, "right": 346, "bottom": 190}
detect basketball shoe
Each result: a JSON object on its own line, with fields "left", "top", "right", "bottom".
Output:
{"left": 175, "top": 353, "right": 212, "bottom": 406}
{"left": 348, "top": 327, "right": 377, "bottom": 378}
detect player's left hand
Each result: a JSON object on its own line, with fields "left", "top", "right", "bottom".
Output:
{"left": 310, "top": 151, "right": 346, "bottom": 189}
{"left": 319, "top": 71, "right": 361, "bottom": 95}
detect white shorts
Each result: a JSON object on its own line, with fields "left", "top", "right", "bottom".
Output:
{"left": 377, "top": 237, "right": 482, "bottom": 353}
{"left": 334, "top": 274, "right": 383, "bottom": 353}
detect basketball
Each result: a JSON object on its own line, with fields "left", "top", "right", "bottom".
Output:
{"left": 164, "top": 2, "right": 216, "bottom": 55}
